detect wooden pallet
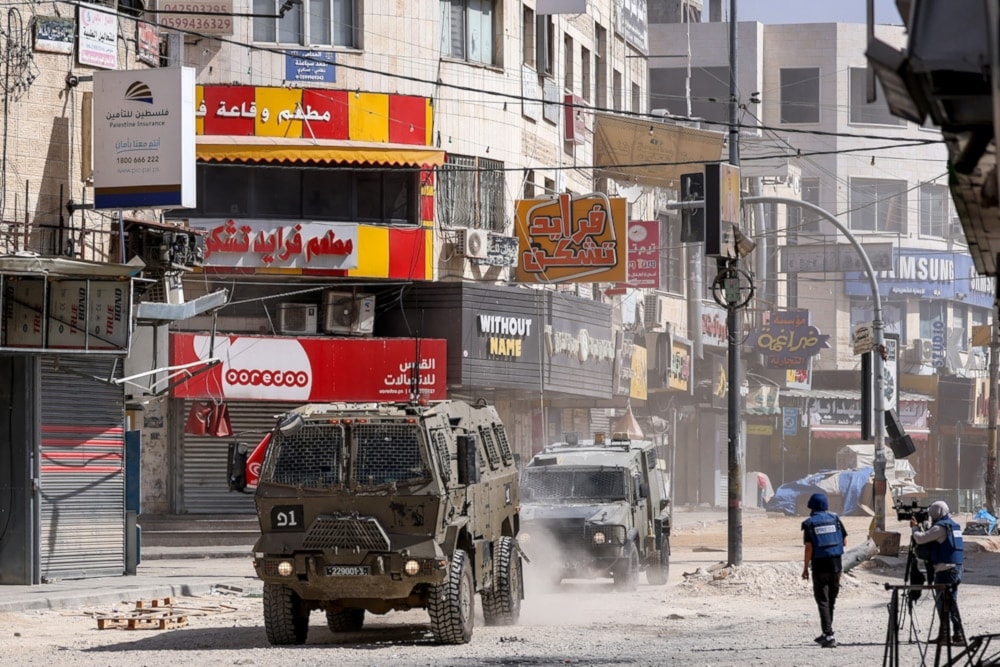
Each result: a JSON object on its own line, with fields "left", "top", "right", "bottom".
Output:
{"left": 95, "top": 598, "right": 188, "bottom": 630}
{"left": 97, "top": 612, "right": 189, "bottom": 631}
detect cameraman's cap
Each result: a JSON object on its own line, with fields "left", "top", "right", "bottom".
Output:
{"left": 929, "top": 500, "right": 950, "bottom": 520}
{"left": 807, "top": 493, "right": 829, "bottom": 511}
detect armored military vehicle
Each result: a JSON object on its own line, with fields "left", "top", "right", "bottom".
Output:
{"left": 518, "top": 432, "right": 671, "bottom": 590}
{"left": 228, "top": 399, "right": 522, "bottom": 645}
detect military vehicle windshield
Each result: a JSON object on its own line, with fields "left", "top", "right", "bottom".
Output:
{"left": 521, "top": 467, "right": 627, "bottom": 502}
{"left": 262, "top": 421, "right": 429, "bottom": 490}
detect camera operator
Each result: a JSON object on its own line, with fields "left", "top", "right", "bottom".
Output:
{"left": 910, "top": 500, "right": 966, "bottom": 646}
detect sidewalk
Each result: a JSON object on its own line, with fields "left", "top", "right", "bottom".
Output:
{"left": 0, "top": 546, "right": 260, "bottom": 614}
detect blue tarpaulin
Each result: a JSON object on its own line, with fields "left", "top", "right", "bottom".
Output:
{"left": 764, "top": 468, "right": 873, "bottom": 516}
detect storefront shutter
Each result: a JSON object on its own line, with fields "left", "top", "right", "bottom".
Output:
{"left": 177, "top": 400, "right": 292, "bottom": 513}
{"left": 40, "top": 356, "right": 125, "bottom": 579}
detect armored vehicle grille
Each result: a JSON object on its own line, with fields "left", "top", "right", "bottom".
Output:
{"left": 353, "top": 423, "right": 427, "bottom": 487}
{"left": 538, "top": 518, "right": 588, "bottom": 552}
{"left": 522, "top": 468, "right": 626, "bottom": 500}
{"left": 266, "top": 424, "right": 344, "bottom": 489}
{"left": 303, "top": 514, "right": 391, "bottom": 551}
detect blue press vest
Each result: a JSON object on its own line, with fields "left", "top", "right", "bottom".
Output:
{"left": 804, "top": 511, "right": 844, "bottom": 559}
{"left": 928, "top": 516, "right": 964, "bottom": 566}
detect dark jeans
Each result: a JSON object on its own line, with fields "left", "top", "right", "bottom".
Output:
{"left": 933, "top": 566, "right": 964, "bottom": 636}
{"left": 812, "top": 571, "right": 841, "bottom": 636}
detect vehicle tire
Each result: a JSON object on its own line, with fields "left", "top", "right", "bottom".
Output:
{"left": 646, "top": 536, "right": 671, "bottom": 586}
{"left": 613, "top": 541, "right": 640, "bottom": 592}
{"left": 429, "top": 549, "right": 475, "bottom": 644}
{"left": 326, "top": 607, "right": 365, "bottom": 633}
{"left": 263, "top": 583, "right": 310, "bottom": 645}
{"left": 482, "top": 536, "right": 523, "bottom": 626}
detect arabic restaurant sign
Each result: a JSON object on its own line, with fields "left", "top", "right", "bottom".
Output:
{"left": 78, "top": 6, "right": 117, "bottom": 69}
{"left": 515, "top": 193, "right": 627, "bottom": 284}
{"left": 752, "top": 309, "right": 830, "bottom": 370}
{"left": 191, "top": 219, "right": 359, "bottom": 271}
{"left": 93, "top": 68, "right": 196, "bottom": 209}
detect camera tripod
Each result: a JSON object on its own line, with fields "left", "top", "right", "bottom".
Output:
{"left": 883, "top": 539, "right": 967, "bottom": 667}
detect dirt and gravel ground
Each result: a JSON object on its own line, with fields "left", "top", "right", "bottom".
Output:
{"left": 2, "top": 509, "right": 998, "bottom": 666}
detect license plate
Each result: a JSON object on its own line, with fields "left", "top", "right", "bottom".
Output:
{"left": 326, "top": 565, "right": 369, "bottom": 576}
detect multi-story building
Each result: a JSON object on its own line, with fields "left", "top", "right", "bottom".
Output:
{"left": 649, "top": 6, "right": 989, "bottom": 504}
{"left": 0, "top": 0, "right": 670, "bottom": 583}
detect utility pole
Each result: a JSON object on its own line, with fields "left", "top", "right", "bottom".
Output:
{"left": 988, "top": 282, "right": 999, "bottom": 514}
{"left": 726, "top": 0, "right": 742, "bottom": 567}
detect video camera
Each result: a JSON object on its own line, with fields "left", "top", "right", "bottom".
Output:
{"left": 894, "top": 499, "right": 930, "bottom": 524}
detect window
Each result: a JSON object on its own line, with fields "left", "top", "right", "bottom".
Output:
{"left": 780, "top": 68, "right": 819, "bottom": 124}
{"left": 613, "top": 69, "right": 622, "bottom": 111}
{"left": 564, "top": 33, "right": 574, "bottom": 92}
{"left": 441, "top": 0, "right": 498, "bottom": 66}
{"left": 523, "top": 169, "right": 535, "bottom": 199}
{"left": 522, "top": 5, "right": 534, "bottom": 67}
{"left": 852, "top": 301, "right": 905, "bottom": 338}
{"left": 849, "top": 178, "right": 905, "bottom": 233}
{"left": 595, "top": 25, "right": 607, "bottom": 108}
{"left": 253, "top": 0, "right": 356, "bottom": 47}
{"left": 919, "top": 300, "right": 946, "bottom": 340}
{"left": 648, "top": 66, "right": 730, "bottom": 125}
{"left": 168, "top": 164, "right": 418, "bottom": 224}
{"left": 661, "top": 215, "right": 684, "bottom": 295}
{"left": 919, "top": 183, "right": 950, "bottom": 237}
{"left": 437, "top": 155, "right": 506, "bottom": 232}
{"left": 581, "top": 46, "right": 591, "bottom": 102}
{"left": 849, "top": 67, "right": 905, "bottom": 126}
{"left": 953, "top": 304, "right": 968, "bottom": 350}
{"left": 631, "top": 82, "right": 641, "bottom": 114}
{"left": 800, "top": 177, "right": 821, "bottom": 233}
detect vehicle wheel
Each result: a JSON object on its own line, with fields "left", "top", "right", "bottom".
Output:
{"left": 646, "top": 536, "right": 671, "bottom": 586}
{"left": 429, "top": 549, "right": 475, "bottom": 644}
{"left": 482, "top": 536, "right": 523, "bottom": 626}
{"left": 326, "top": 607, "right": 365, "bottom": 633}
{"left": 263, "top": 583, "right": 310, "bottom": 645}
{"left": 613, "top": 542, "right": 640, "bottom": 592}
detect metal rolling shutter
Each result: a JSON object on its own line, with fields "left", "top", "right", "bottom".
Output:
{"left": 178, "top": 400, "right": 292, "bottom": 514}
{"left": 40, "top": 357, "right": 125, "bottom": 579}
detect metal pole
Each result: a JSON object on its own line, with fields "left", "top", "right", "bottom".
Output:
{"left": 726, "top": 0, "right": 742, "bottom": 567}
{"left": 984, "top": 0, "right": 1000, "bottom": 518}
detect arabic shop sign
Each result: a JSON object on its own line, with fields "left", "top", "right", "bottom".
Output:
{"left": 515, "top": 193, "right": 627, "bottom": 284}
{"left": 78, "top": 6, "right": 117, "bottom": 69}
{"left": 807, "top": 398, "right": 864, "bottom": 426}
{"left": 753, "top": 310, "right": 829, "bottom": 370}
{"left": 92, "top": 68, "right": 196, "bottom": 209}
{"left": 285, "top": 50, "right": 336, "bottom": 83}
{"left": 192, "top": 219, "right": 358, "bottom": 270}
{"left": 625, "top": 220, "right": 659, "bottom": 288}
{"left": 478, "top": 314, "right": 534, "bottom": 358}
{"left": 544, "top": 325, "right": 616, "bottom": 363}
{"left": 158, "top": 0, "right": 234, "bottom": 35}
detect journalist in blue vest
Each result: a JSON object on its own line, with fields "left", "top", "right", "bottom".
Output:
{"left": 911, "top": 500, "right": 966, "bottom": 646}
{"left": 801, "top": 493, "right": 847, "bottom": 649}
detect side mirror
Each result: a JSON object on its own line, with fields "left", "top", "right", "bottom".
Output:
{"left": 660, "top": 498, "right": 671, "bottom": 511}
{"left": 456, "top": 434, "right": 481, "bottom": 486}
{"left": 227, "top": 442, "right": 249, "bottom": 493}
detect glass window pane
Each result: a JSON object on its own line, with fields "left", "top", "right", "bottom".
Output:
{"left": 383, "top": 172, "right": 412, "bottom": 223}
{"left": 254, "top": 167, "right": 301, "bottom": 217}
{"left": 849, "top": 68, "right": 904, "bottom": 126}
{"left": 253, "top": 0, "right": 275, "bottom": 41}
{"left": 332, "top": 0, "right": 354, "bottom": 46}
{"left": 202, "top": 166, "right": 251, "bottom": 216}
{"left": 278, "top": 2, "right": 302, "bottom": 43}
{"left": 310, "top": 0, "right": 331, "bottom": 45}
{"left": 780, "top": 68, "right": 819, "bottom": 123}
{"left": 303, "top": 169, "right": 351, "bottom": 219}
{"left": 356, "top": 172, "right": 382, "bottom": 221}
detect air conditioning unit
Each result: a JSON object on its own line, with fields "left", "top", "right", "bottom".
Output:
{"left": 322, "top": 291, "right": 375, "bottom": 335}
{"left": 906, "top": 338, "right": 933, "bottom": 364}
{"left": 277, "top": 303, "right": 318, "bottom": 335}
{"left": 457, "top": 229, "right": 489, "bottom": 259}
{"left": 643, "top": 294, "right": 670, "bottom": 331}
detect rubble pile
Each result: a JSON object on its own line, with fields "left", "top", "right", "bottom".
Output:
{"left": 676, "top": 561, "right": 865, "bottom": 599}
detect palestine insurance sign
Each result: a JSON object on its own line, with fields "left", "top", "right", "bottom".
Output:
{"left": 93, "top": 67, "right": 196, "bottom": 209}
